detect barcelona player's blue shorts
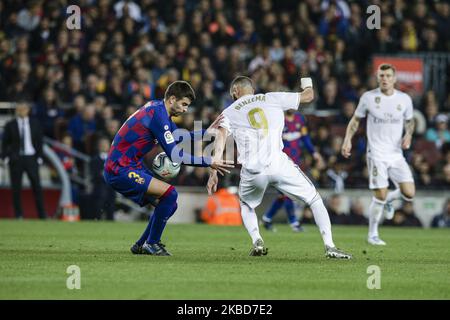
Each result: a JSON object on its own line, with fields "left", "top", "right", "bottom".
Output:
{"left": 104, "top": 166, "right": 156, "bottom": 207}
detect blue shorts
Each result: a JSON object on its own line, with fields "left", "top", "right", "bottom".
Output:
{"left": 104, "top": 166, "right": 156, "bottom": 207}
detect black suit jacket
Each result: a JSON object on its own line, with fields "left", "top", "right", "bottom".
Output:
{"left": 1, "top": 117, "right": 44, "bottom": 160}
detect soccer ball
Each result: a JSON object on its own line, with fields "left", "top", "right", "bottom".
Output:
{"left": 152, "top": 152, "right": 181, "bottom": 179}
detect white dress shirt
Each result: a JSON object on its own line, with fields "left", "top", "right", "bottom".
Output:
{"left": 17, "top": 117, "right": 36, "bottom": 156}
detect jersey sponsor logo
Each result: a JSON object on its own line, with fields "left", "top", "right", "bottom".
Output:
{"left": 128, "top": 171, "right": 145, "bottom": 184}
{"left": 164, "top": 130, "right": 175, "bottom": 144}
{"left": 372, "top": 113, "right": 401, "bottom": 125}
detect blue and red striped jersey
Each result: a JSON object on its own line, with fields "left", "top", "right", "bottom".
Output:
{"left": 282, "top": 112, "right": 314, "bottom": 164}
{"left": 105, "top": 100, "right": 209, "bottom": 174}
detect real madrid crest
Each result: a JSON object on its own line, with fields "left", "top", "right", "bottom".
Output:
{"left": 375, "top": 97, "right": 381, "bottom": 104}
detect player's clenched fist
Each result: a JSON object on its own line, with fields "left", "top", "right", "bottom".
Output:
{"left": 402, "top": 134, "right": 412, "bottom": 150}
{"left": 341, "top": 139, "right": 352, "bottom": 158}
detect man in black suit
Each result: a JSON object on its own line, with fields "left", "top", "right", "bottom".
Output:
{"left": 1, "top": 102, "right": 47, "bottom": 219}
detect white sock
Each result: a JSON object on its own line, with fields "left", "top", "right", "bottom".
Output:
{"left": 368, "top": 197, "right": 386, "bottom": 238}
{"left": 309, "top": 196, "right": 335, "bottom": 248}
{"left": 240, "top": 202, "right": 262, "bottom": 244}
{"left": 386, "top": 189, "right": 401, "bottom": 203}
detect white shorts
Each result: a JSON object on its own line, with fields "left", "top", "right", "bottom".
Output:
{"left": 366, "top": 157, "right": 414, "bottom": 190}
{"left": 239, "top": 154, "right": 319, "bottom": 209}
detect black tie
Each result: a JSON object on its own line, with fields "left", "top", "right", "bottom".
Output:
{"left": 19, "top": 119, "right": 25, "bottom": 155}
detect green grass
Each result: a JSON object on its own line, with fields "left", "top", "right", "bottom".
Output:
{"left": 0, "top": 220, "right": 449, "bottom": 299}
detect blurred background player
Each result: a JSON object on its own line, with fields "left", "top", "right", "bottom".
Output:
{"left": 208, "top": 76, "right": 352, "bottom": 259}
{"left": 262, "top": 109, "right": 324, "bottom": 232}
{"left": 104, "top": 81, "right": 233, "bottom": 256}
{"left": 341, "top": 64, "right": 416, "bottom": 246}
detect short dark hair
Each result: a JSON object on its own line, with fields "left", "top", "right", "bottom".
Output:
{"left": 230, "top": 76, "right": 254, "bottom": 91}
{"left": 15, "top": 100, "right": 30, "bottom": 108}
{"left": 164, "top": 81, "right": 196, "bottom": 102}
{"left": 378, "top": 63, "right": 396, "bottom": 74}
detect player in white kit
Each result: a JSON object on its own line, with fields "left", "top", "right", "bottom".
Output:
{"left": 207, "top": 76, "right": 352, "bottom": 259}
{"left": 341, "top": 64, "right": 416, "bottom": 245}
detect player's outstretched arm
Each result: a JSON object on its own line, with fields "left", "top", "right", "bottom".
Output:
{"left": 207, "top": 126, "right": 230, "bottom": 194}
{"left": 341, "top": 115, "right": 361, "bottom": 158}
{"left": 210, "top": 126, "right": 233, "bottom": 176}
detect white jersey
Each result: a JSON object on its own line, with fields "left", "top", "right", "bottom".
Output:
{"left": 355, "top": 88, "right": 413, "bottom": 161}
{"left": 220, "top": 92, "right": 300, "bottom": 173}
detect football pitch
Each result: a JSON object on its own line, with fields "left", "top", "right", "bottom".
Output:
{"left": 0, "top": 220, "right": 449, "bottom": 300}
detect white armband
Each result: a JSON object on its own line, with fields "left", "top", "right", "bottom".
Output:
{"left": 301, "top": 77, "right": 313, "bottom": 89}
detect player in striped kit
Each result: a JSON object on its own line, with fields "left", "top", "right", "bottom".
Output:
{"left": 104, "top": 81, "right": 233, "bottom": 255}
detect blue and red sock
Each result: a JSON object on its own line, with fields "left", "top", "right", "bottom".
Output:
{"left": 284, "top": 198, "right": 298, "bottom": 225}
{"left": 263, "top": 196, "right": 285, "bottom": 222}
{"left": 136, "top": 186, "right": 178, "bottom": 246}
{"left": 146, "top": 186, "right": 178, "bottom": 244}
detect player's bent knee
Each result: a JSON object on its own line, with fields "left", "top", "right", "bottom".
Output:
{"left": 161, "top": 186, "right": 178, "bottom": 203}
{"left": 373, "top": 190, "right": 387, "bottom": 202}
{"left": 402, "top": 191, "right": 414, "bottom": 201}
{"left": 401, "top": 184, "right": 415, "bottom": 200}
{"left": 306, "top": 192, "right": 322, "bottom": 207}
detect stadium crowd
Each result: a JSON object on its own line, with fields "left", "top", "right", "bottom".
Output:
{"left": 1, "top": 0, "right": 450, "bottom": 197}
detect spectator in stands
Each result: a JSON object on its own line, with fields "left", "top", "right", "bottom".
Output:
{"left": 1, "top": 101, "right": 47, "bottom": 219}
{"left": 335, "top": 100, "right": 356, "bottom": 125}
{"left": 326, "top": 193, "right": 347, "bottom": 225}
{"left": 68, "top": 104, "right": 97, "bottom": 152}
{"left": 384, "top": 210, "right": 406, "bottom": 227}
{"left": 316, "top": 79, "right": 339, "bottom": 110}
{"left": 17, "top": 0, "right": 41, "bottom": 32}
{"left": 33, "top": 87, "right": 64, "bottom": 138}
{"left": 422, "top": 91, "right": 438, "bottom": 122}
{"left": 300, "top": 206, "right": 315, "bottom": 225}
{"left": 385, "top": 202, "right": 422, "bottom": 227}
{"left": 431, "top": 199, "right": 450, "bottom": 228}
{"left": 436, "top": 162, "right": 450, "bottom": 189}
{"left": 347, "top": 199, "right": 368, "bottom": 225}
{"left": 399, "top": 202, "right": 422, "bottom": 227}
{"left": 412, "top": 153, "right": 435, "bottom": 187}
{"left": 426, "top": 114, "right": 450, "bottom": 150}
{"left": 89, "top": 136, "right": 116, "bottom": 220}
